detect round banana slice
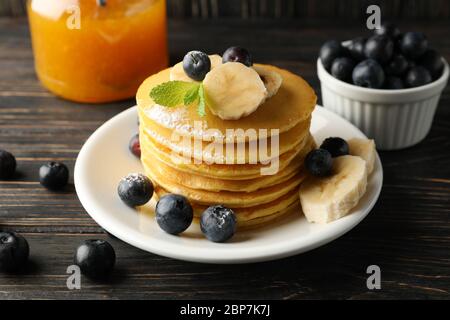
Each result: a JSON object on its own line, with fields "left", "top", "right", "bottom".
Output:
{"left": 299, "top": 155, "right": 368, "bottom": 224}
{"left": 203, "top": 62, "right": 268, "bottom": 120}
{"left": 253, "top": 65, "right": 283, "bottom": 99}
{"left": 348, "top": 138, "right": 376, "bottom": 174}
{"left": 169, "top": 54, "right": 222, "bottom": 82}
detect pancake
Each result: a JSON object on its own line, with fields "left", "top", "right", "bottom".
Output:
{"left": 140, "top": 116, "right": 311, "bottom": 164}
{"left": 154, "top": 185, "right": 301, "bottom": 223}
{"left": 141, "top": 131, "right": 316, "bottom": 180}
{"left": 141, "top": 149, "right": 305, "bottom": 192}
{"left": 136, "top": 64, "right": 317, "bottom": 142}
{"left": 145, "top": 160, "right": 306, "bottom": 207}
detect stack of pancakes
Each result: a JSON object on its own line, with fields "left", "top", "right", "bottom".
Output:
{"left": 136, "top": 65, "right": 317, "bottom": 228}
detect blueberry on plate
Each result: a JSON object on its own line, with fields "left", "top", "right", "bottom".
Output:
{"left": 331, "top": 57, "right": 355, "bottom": 83}
{"left": 404, "top": 66, "right": 432, "bottom": 88}
{"left": 118, "top": 173, "right": 153, "bottom": 207}
{"left": 0, "top": 150, "right": 16, "bottom": 179}
{"left": 364, "top": 35, "right": 394, "bottom": 64}
{"left": 400, "top": 32, "right": 428, "bottom": 60}
{"left": 0, "top": 232, "right": 29, "bottom": 272}
{"left": 200, "top": 205, "right": 237, "bottom": 243}
{"left": 183, "top": 51, "right": 211, "bottom": 81}
{"left": 156, "top": 194, "right": 193, "bottom": 235}
{"left": 384, "top": 76, "right": 405, "bottom": 90}
{"left": 320, "top": 137, "right": 349, "bottom": 157}
{"left": 129, "top": 133, "right": 141, "bottom": 158}
{"left": 419, "top": 49, "right": 444, "bottom": 79}
{"left": 374, "top": 22, "right": 401, "bottom": 38}
{"left": 385, "top": 54, "right": 409, "bottom": 76}
{"left": 222, "top": 46, "right": 253, "bottom": 67}
{"left": 319, "top": 40, "right": 346, "bottom": 71}
{"left": 305, "top": 149, "right": 333, "bottom": 177}
{"left": 343, "top": 37, "right": 366, "bottom": 61}
{"left": 352, "top": 59, "right": 385, "bottom": 89}
{"left": 74, "top": 239, "right": 115, "bottom": 280}
{"left": 39, "top": 162, "right": 69, "bottom": 190}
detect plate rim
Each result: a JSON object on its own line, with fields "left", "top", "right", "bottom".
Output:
{"left": 74, "top": 105, "right": 383, "bottom": 264}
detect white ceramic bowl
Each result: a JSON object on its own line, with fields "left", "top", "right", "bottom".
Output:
{"left": 317, "top": 57, "right": 449, "bottom": 150}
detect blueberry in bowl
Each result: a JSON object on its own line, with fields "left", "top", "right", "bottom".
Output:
{"left": 317, "top": 22, "right": 449, "bottom": 150}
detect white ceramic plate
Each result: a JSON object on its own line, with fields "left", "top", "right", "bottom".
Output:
{"left": 75, "top": 105, "right": 383, "bottom": 264}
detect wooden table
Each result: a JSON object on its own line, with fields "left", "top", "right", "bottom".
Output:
{"left": 0, "top": 18, "right": 449, "bottom": 300}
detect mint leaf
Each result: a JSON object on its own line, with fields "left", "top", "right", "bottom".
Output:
{"left": 150, "top": 81, "right": 197, "bottom": 107}
{"left": 197, "top": 84, "right": 206, "bottom": 117}
{"left": 184, "top": 83, "right": 200, "bottom": 106}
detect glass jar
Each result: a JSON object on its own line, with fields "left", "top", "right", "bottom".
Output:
{"left": 27, "top": 0, "right": 168, "bottom": 103}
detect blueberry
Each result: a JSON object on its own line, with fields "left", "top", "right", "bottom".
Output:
{"left": 331, "top": 57, "right": 355, "bottom": 83}
{"left": 385, "top": 54, "right": 409, "bottom": 76}
{"left": 374, "top": 22, "right": 401, "bottom": 38}
{"left": 182, "top": 51, "right": 211, "bottom": 81}
{"left": 320, "top": 137, "right": 349, "bottom": 157}
{"left": 364, "top": 35, "right": 394, "bottom": 64}
{"left": 0, "top": 150, "right": 16, "bottom": 179}
{"left": 155, "top": 194, "right": 193, "bottom": 235}
{"left": 352, "top": 59, "right": 385, "bottom": 89}
{"left": 384, "top": 76, "right": 405, "bottom": 90}
{"left": 200, "top": 205, "right": 236, "bottom": 243}
{"left": 404, "top": 66, "right": 432, "bottom": 88}
{"left": 0, "top": 232, "right": 29, "bottom": 272}
{"left": 39, "top": 162, "right": 69, "bottom": 190}
{"left": 118, "top": 173, "right": 153, "bottom": 207}
{"left": 419, "top": 49, "right": 444, "bottom": 79}
{"left": 343, "top": 37, "right": 366, "bottom": 61}
{"left": 319, "top": 40, "right": 346, "bottom": 71}
{"left": 74, "top": 239, "right": 115, "bottom": 280}
{"left": 305, "top": 149, "right": 333, "bottom": 177}
{"left": 400, "top": 32, "right": 428, "bottom": 60}
{"left": 222, "top": 46, "right": 253, "bottom": 67}
{"left": 129, "top": 133, "right": 141, "bottom": 158}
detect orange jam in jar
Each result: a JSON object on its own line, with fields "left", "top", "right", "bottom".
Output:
{"left": 27, "top": 0, "right": 168, "bottom": 103}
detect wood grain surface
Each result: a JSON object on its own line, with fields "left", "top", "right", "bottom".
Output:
{"left": 0, "top": 17, "right": 449, "bottom": 300}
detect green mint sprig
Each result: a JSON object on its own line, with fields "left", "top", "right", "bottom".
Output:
{"left": 150, "top": 81, "right": 206, "bottom": 117}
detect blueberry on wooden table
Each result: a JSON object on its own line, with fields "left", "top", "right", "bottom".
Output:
{"left": 352, "top": 59, "right": 385, "bottom": 89}
{"left": 320, "top": 137, "right": 350, "bottom": 158}
{"left": 183, "top": 50, "right": 211, "bottom": 81}
{"left": 200, "top": 205, "right": 237, "bottom": 243}
{"left": 155, "top": 194, "right": 193, "bottom": 235}
{"left": 0, "top": 232, "right": 29, "bottom": 272}
{"left": 222, "top": 46, "right": 253, "bottom": 67}
{"left": 305, "top": 149, "right": 333, "bottom": 177}
{"left": 74, "top": 239, "right": 116, "bottom": 280}
{"left": 118, "top": 173, "right": 153, "bottom": 207}
{"left": 39, "top": 162, "right": 69, "bottom": 190}
{"left": 0, "top": 150, "right": 16, "bottom": 179}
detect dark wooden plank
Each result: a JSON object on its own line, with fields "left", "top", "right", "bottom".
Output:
{"left": 0, "top": 17, "right": 449, "bottom": 299}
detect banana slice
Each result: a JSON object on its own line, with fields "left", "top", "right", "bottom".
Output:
{"left": 299, "top": 155, "right": 368, "bottom": 224}
{"left": 203, "top": 62, "right": 268, "bottom": 120}
{"left": 348, "top": 138, "right": 376, "bottom": 174}
{"left": 253, "top": 65, "right": 283, "bottom": 99}
{"left": 170, "top": 54, "right": 222, "bottom": 82}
